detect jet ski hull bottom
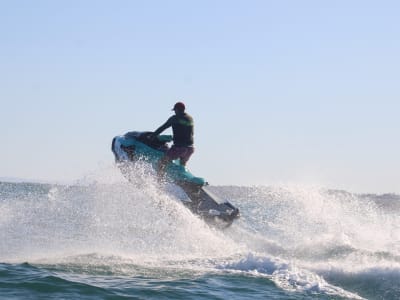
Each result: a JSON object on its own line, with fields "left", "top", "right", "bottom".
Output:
{"left": 178, "top": 182, "right": 240, "bottom": 228}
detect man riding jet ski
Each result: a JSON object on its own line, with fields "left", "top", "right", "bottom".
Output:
{"left": 111, "top": 130, "right": 240, "bottom": 228}
{"left": 112, "top": 102, "right": 239, "bottom": 227}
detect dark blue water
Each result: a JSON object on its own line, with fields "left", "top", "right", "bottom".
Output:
{"left": 1, "top": 261, "right": 307, "bottom": 299}
{"left": 1, "top": 169, "right": 399, "bottom": 299}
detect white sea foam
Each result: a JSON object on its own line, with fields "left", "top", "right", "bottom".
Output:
{"left": 218, "top": 253, "right": 364, "bottom": 299}
{"left": 0, "top": 164, "right": 240, "bottom": 263}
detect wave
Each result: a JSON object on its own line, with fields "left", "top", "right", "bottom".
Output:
{"left": 1, "top": 165, "right": 399, "bottom": 299}
{"left": 217, "top": 253, "right": 364, "bottom": 299}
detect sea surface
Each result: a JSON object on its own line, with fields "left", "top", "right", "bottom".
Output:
{"left": 1, "top": 166, "right": 399, "bottom": 299}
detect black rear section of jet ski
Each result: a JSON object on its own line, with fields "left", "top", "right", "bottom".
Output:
{"left": 112, "top": 131, "right": 240, "bottom": 228}
{"left": 178, "top": 182, "right": 240, "bottom": 228}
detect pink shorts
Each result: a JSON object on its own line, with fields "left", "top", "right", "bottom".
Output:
{"left": 166, "top": 145, "right": 194, "bottom": 166}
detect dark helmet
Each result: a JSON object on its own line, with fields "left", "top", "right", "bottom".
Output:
{"left": 172, "top": 102, "right": 185, "bottom": 112}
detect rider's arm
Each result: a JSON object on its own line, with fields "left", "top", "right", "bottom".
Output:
{"left": 153, "top": 116, "right": 174, "bottom": 136}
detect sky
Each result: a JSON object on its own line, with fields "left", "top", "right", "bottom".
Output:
{"left": 1, "top": 0, "right": 399, "bottom": 193}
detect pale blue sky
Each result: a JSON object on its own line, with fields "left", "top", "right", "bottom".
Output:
{"left": 1, "top": 1, "right": 399, "bottom": 193}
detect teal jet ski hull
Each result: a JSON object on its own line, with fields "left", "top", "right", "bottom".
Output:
{"left": 111, "top": 131, "right": 240, "bottom": 228}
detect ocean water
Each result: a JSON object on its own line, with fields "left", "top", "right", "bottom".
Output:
{"left": 1, "top": 166, "right": 399, "bottom": 299}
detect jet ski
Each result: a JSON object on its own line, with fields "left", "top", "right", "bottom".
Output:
{"left": 111, "top": 131, "right": 240, "bottom": 228}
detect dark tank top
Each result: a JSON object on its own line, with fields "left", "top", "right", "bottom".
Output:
{"left": 171, "top": 113, "right": 194, "bottom": 147}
